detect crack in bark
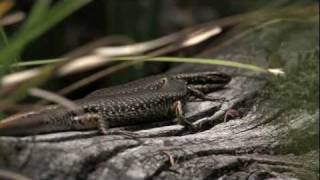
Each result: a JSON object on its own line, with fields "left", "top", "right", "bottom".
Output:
{"left": 76, "top": 143, "right": 141, "bottom": 180}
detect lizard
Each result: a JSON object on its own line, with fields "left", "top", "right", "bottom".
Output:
{"left": 0, "top": 72, "right": 231, "bottom": 136}
{"left": 84, "top": 71, "right": 231, "bottom": 99}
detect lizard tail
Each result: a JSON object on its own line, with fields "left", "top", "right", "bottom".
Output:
{"left": 0, "top": 112, "right": 46, "bottom": 136}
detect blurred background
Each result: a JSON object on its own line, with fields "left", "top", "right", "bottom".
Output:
{"left": 5, "top": 0, "right": 314, "bottom": 59}
{"left": 0, "top": 0, "right": 318, "bottom": 114}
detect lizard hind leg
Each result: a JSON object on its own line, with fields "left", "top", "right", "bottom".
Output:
{"left": 73, "top": 113, "right": 140, "bottom": 137}
{"left": 74, "top": 113, "right": 139, "bottom": 137}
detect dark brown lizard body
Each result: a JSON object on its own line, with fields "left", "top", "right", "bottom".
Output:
{"left": 0, "top": 72, "right": 231, "bottom": 136}
{"left": 85, "top": 71, "right": 230, "bottom": 98}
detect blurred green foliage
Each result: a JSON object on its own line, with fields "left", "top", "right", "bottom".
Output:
{"left": 0, "top": 0, "right": 91, "bottom": 76}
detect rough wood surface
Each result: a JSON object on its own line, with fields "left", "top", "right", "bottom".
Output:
{"left": 0, "top": 19, "right": 318, "bottom": 180}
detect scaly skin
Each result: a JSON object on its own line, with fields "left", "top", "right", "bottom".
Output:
{"left": 0, "top": 72, "right": 231, "bottom": 136}
{"left": 85, "top": 71, "right": 231, "bottom": 97}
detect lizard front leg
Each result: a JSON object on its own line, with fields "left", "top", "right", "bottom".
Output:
{"left": 172, "top": 101, "right": 197, "bottom": 131}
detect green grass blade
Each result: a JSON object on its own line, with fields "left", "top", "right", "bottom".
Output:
{"left": 20, "top": 0, "right": 51, "bottom": 31}
{"left": 0, "top": 25, "right": 8, "bottom": 48}
{"left": 115, "top": 56, "right": 269, "bottom": 73}
{"left": 37, "top": 0, "right": 91, "bottom": 39}
{"left": 0, "top": 25, "right": 10, "bottom": 75}
{"left": 7, "top": 56, "right": 269, "bottom": 74}
{"left": 10, "top": 58, "right": 63, "bottom": 67}
{"left": 0, "top": 0, "right": 91, "bottom": 74}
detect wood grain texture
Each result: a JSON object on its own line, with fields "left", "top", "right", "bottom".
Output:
{"left": 0, "top": 19, "right": 318, "bottom": 180}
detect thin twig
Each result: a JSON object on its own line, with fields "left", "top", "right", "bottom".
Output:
{"left": 57, "top": 26, "right": 223, "bottom": 97}
{"left": 57, "top": 61, "right": 140, "bottom": 96}
{"left": 63, "top": 35, "right": 132, "bottom": 58}
{"left": 161, "top": 151, "right": 176, "bottom": 166}
{"left": 0, "top": 11, "right": 25, "bottom": 26}
{"left": 29, "top": 88, "right": 78, "bottom": 110}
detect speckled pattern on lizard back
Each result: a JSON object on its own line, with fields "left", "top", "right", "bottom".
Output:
{"left": 0, "top": 72, "right": 231, "bottom": 136}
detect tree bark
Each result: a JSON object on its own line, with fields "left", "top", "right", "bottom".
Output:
{"left": 0, "top": 19, "right": 318, "bottom": 180}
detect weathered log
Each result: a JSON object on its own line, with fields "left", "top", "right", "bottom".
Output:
{"left": 0, "top": 19, "right": 318, "bottom": 180}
